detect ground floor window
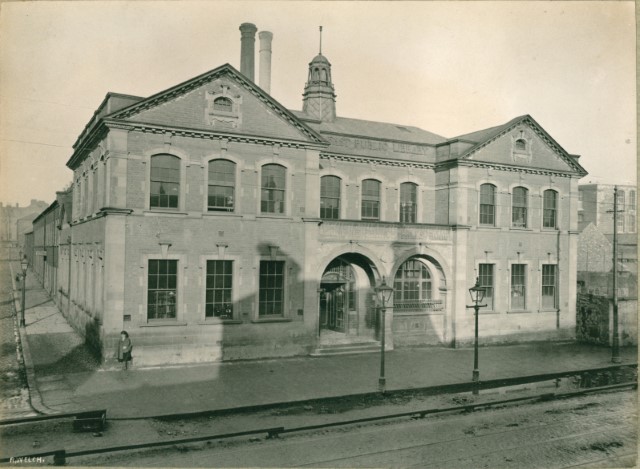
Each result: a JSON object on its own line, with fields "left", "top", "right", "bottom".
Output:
{"left": 393, "top": 260, "right": 431, "bottom": 309}
{"left": 206, "top": 260, "right": 233, "bottom": 318}
{"left": 541, "top": 264, "right": 558, "bottom": 310}
{"left": 259, "top": 261, "right": 285, "bottom": 316}
{"left": 148, "top": 259, "right": 177, "bottom": 320}
{"left": 478, "top": 263, "right": 494, "bottom": 310}
{"left": 510, "top": 264, "right": 527, "bottom": 310}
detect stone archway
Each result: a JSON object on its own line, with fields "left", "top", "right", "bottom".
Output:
{"left": 318, "top": 253, "right": 380, "bottom": 346}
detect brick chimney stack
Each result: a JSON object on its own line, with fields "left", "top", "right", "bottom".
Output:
{"left": 239, "top": 23, "right": 258, "bottom": 81}
{"left": 258, "top": 31, "right": 273, "bottom": 94}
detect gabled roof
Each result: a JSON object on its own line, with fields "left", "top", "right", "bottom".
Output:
{"left": 451, "top": 114, "right": 588, "bottom": 176}
{"left": 106, "top": 63, "right": 326, "bottom": 145}
{"left": 291, "top": 111, "right": 446, "bottom": 145}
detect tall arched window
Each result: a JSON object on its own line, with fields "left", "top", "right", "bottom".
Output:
{"left": 515, "top": 139, "right": 526, "bottom": 151}
{"left": 261, "top": 164, "right": 286, "bottom": 214}
{"left": 479, "top": 184, "right": 496, "bottom": 226}
{"left": 150, "top": 154, "right": 180, "bottom": 209}
{"left": 208, "top": 159, "right": 236, "bottom": 212}
{"left": 512, "top": 186, "right": 528, "bottom": 228}
{"left": 393, "top": 260, "right": 432, "bottom": 309}
{"left": 400, "top": 182, "right": 417, "bottom": 223}
{"left": 543, "top": 189, "right": 558, "bottom": 228}
{"left": 320, "top": 175, "right": 341, "bottom": 219}
{"left": 361, "top": 179, "right": 381, "bottom": 220}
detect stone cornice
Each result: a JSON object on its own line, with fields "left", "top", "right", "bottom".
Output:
{"left": 320, "top": 152, "right": 435, "bottom": 169}
{"left": 108, "top": 120, "right": 327, "bottom": 150}
{"left": 435, "top": 158, "right": 578, "bottom": 178}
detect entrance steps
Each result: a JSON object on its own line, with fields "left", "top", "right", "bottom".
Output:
{"left": 310, "top": 341, "right": 381, "bottom": 357}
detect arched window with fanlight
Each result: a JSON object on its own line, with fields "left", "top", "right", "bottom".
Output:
{"left": 393, "top": 260, "right": 432, "bottom": 311}
{"left": 208, "top": 159, "right": 236, "bottom": 212}
{"left": 320, "top": 175, "right": 341, "bottom": 219}
{"left": 213, "top": 97, "right": 233, "bottom": 112}
{"left": 150, "top": 154, "right": 180, "bottom": 209}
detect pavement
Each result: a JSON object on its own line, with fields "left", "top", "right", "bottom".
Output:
{"left": 5, "top": 261, "right": 638, "bottom": 420}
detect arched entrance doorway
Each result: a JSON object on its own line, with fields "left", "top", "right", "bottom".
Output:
{"left": 319, "top": 254, "right": 378, "bottom": 346}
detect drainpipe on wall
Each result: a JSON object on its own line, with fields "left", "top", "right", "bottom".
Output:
{"left": 556, "top": 229, "right": 561, "bottom": 329}
{"left": 67, "top": 235, "right": 72, "bottom": 315}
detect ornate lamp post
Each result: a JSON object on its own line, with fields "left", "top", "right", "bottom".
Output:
{"left": 20, "top": 257, "right": 28, "bottom": 327}
{"left": 466, "top": 277, "right": 486, "bottom": 394}
{"left": 375, "top": 278, "right": 394, "bottom": 393}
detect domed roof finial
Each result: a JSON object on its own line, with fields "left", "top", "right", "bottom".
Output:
{"left": 319, "top": 25, "right": 323, "bottom": 55}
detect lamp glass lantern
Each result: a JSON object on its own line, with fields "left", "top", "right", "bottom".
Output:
{"left": 375, "top": 279, "right": 394, "bottom": 307}
{"left": 20, "top": 258, "right": 28, "bottom": 275}
{"left": 468, "top": 278, "right": 485, "bottom": 304}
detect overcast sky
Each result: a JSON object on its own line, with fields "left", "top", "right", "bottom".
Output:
{"left": 0, "top": 1, "right": 636, "bottom": 206}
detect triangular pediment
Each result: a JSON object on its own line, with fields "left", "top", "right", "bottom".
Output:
{"left": 461, "top": 116, "right": 587, "bottom": 176}
{"left": 106, "top": 64, "right": 325, "bottom": 145}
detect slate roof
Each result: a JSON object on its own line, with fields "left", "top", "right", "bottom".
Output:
{"left": 291, "top": 111, "right": 446, "bottom": 145}
{"left": 452, "top": 116, "right": 526, "bottom": 143}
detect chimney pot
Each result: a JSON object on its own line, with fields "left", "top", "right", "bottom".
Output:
{"left": 239, "top": 23, "right": 258, "bottom": 81}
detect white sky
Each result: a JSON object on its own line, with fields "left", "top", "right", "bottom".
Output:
{"left": 0, "top": 1, "right": 636, "bottom": 206}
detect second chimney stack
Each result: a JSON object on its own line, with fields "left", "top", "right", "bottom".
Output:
{"left": 258, "top": 31, "right": 273, "bottom": 94}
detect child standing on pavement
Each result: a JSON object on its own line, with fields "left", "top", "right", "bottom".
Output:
{"left": 117, "top": 331, "right": 133, "bottom": 370}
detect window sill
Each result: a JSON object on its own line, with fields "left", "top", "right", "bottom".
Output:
{"left": 539, "top": 309, "right": 559, "bottom": 313}
{"left": 510, "top": 227, "right": 532, "bottom": 231}
{"left": 506, "top": 310, "right": 532, "bottom": 314}
{"left": 541, "top": 227, "right": 559, "bottom": 231}
{"left": 477, "top": 225, "right": 500, "bottom": 230}
{"left": 197, "top": 319, "right": 243, "bottom": 325}
{"left": 140, "top": 321, "right": 187, "bottom": 327}
{"left": 143, "top": 210, "right": 188, "bottom": 216}
{"left": 203, "top": 211, "right": 242, "bottom": 218}
{"left": 251, "top": 317, "right": 292, "bottom": 323}
{"left": 256, "top": 215, "right": 293, "bottom": 220}
{"left": 393, "top": 310, "right": 445, "bottom": 316}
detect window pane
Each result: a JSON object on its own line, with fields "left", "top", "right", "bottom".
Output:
{"left": 400, "top": 183, "right": 417, "bottom": 223}
{"left": 205, "top": 260, "right": 233, "bottom": 318}
{"left": 393, "top": 260, "right": 432, "bottom": 309}
{"left": 480, "top": 184, "right": 495, "bottom": 225}
{"left": 147, "top": 260, "right": 178, "bottom": 320}
{"left": 478, "top": 264, "right": 494, "bottom": 310}
{"left": 512, "top": 187, "right": 528, "bottom": 228}
{"left": 541, "top": 264, "right": 557, "bottom": 309}
{"left": 150, "top": 154, "right": 180, "bottom": 209}
{"left": 259, "top": 261, "right": 285, "bottom": 316}
{"left": 543, "top": 190, "right": 557, "bottom": 228}
{"left": 320, "top": 176, "right": 341, "bottom": 219}
{"left": 511, "top": 264, "right": 526, "bottom": 310}
{"left": 261, "top": 165, "right": 286, "bottom": 214}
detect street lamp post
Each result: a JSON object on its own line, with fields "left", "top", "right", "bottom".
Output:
{"left": 375, "top": 278, "right": 394, "bottom": 393}
{"left": 20, "top": 257, "right": 28, "bottom": 327}
{"left": 466, "top": 277, "right": 486, "bottom": 394}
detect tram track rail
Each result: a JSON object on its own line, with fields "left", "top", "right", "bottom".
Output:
{"left": 1, "top": 373, "right": 635, "bottom": 466}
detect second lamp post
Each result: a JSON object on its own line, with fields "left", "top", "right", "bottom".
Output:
{"left": 466, "top": 277, "right": 486, "bottom": 393}
{"left": 375, "top": 278, "right": 394, "bottom": 393}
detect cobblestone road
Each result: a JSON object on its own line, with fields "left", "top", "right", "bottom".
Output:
{"left": 0, "top": 261, "right": 36, "bottom": 419}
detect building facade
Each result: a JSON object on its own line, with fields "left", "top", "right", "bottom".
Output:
{"left": 38, "top": 25, "right": 587, "bottom": 366}
{"left": 578, "top": 183, "right": 637, "bottom": 234}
